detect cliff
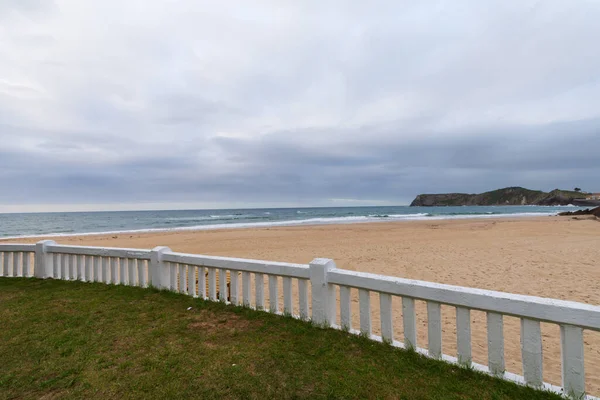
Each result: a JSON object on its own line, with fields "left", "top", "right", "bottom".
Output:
{"left": 410, "top": 187, "right": 584, "bottom": 207}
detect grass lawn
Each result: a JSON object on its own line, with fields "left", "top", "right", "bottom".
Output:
{"left": 0, "top": 278, "right": 561, "bottom": 400}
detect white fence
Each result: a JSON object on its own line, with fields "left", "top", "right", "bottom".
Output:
{"left": 0, "top": 240, "right": 598, "bottom": 399}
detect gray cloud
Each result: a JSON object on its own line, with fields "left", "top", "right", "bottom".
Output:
{"left": 1, "top": 0, "right": 600, "bottom": 211}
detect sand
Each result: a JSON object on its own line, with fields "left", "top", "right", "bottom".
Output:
{"left": 4, "top": 216, "right": 600, "bottom": 393}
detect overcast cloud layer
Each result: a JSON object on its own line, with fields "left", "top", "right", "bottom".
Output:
{"left": 1, "top": 0, "right": 599, "bottom": 212}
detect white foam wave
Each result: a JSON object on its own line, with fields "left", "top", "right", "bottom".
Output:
{"left": 0, "top": 211, "right": 560, "bottom": 240}
{"left": 421, "top": 212, "right": 557, "bottom": 221}
{"left": 387, "top": 213, "right": 429, "bottom": 218}
{"left": 165, "top": 216, "right": 215, "bottom": 221}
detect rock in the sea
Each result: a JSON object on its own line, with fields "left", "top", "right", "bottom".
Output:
{"left": 558, "top": 206, "right": 600, "bottom": 217}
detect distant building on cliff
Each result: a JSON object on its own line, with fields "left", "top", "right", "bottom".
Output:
{"left": 586, "top": 193, "right": 600, "bottom": 200}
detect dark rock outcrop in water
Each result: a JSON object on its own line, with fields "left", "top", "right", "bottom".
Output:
{"left": 410, "top": 187, "right": 585, "bottom": 207}
{"left": 558, "top": 206, "right": 600, "bottom": 217}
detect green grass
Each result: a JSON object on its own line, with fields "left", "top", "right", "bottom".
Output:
{"left": 0, "top": 278, "right": 561, "bottom": 400}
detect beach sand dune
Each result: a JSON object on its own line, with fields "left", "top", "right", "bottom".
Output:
{"left": 6, "top": 217, "right": 600, "bottom": 393}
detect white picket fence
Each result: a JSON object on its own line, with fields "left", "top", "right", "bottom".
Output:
{"left": 0, "top": 240, "right": 598, "bottom": 399}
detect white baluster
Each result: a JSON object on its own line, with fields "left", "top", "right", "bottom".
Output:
{"left": 179, "top": 264, "right": 186, "bottom": 293}
{"left": 402, "top": 297, "right": 417, "bottom": 350}
{"left": 340, "top": 286, "right": 352, "bottom": 331}
{"left": 110, "top": 257, "right": 118, "bottom": 284}
{"left": 298, "top": 279, "right": 309, "bottom": 321}
{"left": 188, "top": 265, "right": 197, "bottom": 297}
{"left": 169, "top": 262, "right": 178, "bottom": 291}
{"left": 230, "top": 270, "right": 239, "bottom": 305}
{"left": 521, "top": 318, "right": 543, "bottom": 388}
{"left": 456, "top": 307, "right": 472, "bottom": 365}
{"left": 241, "top": 271, "right": 250, "bottom": 306}
{"left": 282, "top": 276, "right": 292, "bottom": 316}
{"left": 127, "top": 258, "right": 135, "bottom": 285}
{"left": 69, "top": 255, "right": 77, "bottom": 280}
{"left": 24, "top": 252, "right": 31, "bottom": 277}
{"left": 61, "top": 253, "right": 68, "bottom": 280}
{"left": 359, "top": 289, "right": 371, "bottom": 336}
{"left": 119, "top": 258, "right": 127, "bottom": 284}
{"left": 255, "top": 273, "right": 264, "bottom": 309}
{"left": 380, "top": 293, "right": 393, "bottom": 343}
{"left": 102, "top": 257, "right": 109, "bottom": 283}
{"left": 208, "top": 268, "right": 217, "bottom": 301}
{"left": 13, "top": 252, "right": 21, "bottom": 277}
{"left": 487, "top": 312, "right": 505, "bottom": 376}
{"left": 94, "top": 256, "right": 101, "bottom": 282}
{"left": 218, "top": 268, "right": 226, "bottom": 301}
{"left": 53, "top": 253, "right": 60, "bottom": 279}
{"left": 139, "top": 259, "right": 148, "bottom": 287}
{"left": 79, "top": 255, "right": 85, "bottom": 281}
{"left": 198, "top": 266, "right": 206, "bottom": 299}
{"left": 88, "top": 256, "right": 95, "bottom": 282}
{"left": 427, "top": 301, "right": 442, "bottom": 359}
{"left": 560, "top": 324, "right": 585, "bottom": 399}
{"left": 269, "top": 275, "right": 279, "bottom": 313}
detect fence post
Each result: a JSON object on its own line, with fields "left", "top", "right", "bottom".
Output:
{"left": 34, "top": 240, "right": 55, "bottom": 279}
{"left": 149, "top": 246, "right": 171, "bottom": 289}
{"left": 309, "top": 258, "right": 337, "bottom": 327}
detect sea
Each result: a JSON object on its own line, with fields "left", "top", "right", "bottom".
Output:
{"left": 0, "top": 205, "right": 584, "bottom": 239}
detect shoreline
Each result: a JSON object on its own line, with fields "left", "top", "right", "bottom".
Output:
{"left": 0, "top": 212, "right": 562, "bottom": 242}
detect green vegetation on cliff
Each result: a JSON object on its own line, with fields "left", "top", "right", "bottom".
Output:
{"left": 410, "top": 187, "right": 584, "bottom": 207}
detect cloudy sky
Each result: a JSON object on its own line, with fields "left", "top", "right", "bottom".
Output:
{"left": 1, "top": 0, "right": 599, "bottom": 212}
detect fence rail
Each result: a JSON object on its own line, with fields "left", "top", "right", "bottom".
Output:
{"left": 0, "top": 240, "right": 597, "bottom": 399}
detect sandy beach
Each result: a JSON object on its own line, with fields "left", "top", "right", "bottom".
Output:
{"left": 5, "top": 216, "right": 600, "bottom": 392}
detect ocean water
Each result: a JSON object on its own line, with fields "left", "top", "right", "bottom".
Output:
{"left": 0, "top": 205, "right": 584, "bottom": 239}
